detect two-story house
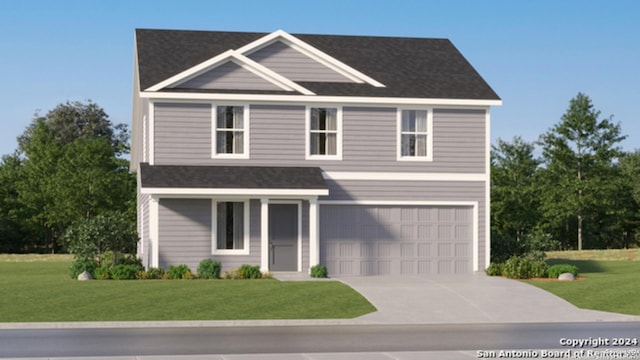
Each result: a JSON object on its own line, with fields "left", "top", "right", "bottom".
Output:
{"left": 131, "top": 29, "right": 501, "bottom": 276}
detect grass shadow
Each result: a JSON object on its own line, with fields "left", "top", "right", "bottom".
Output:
{"left": 546, "top": 259, "right": 605, "bottom": 274}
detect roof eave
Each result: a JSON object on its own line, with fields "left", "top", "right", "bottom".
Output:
{"left": 139, "top": 91, "right": 502, "bottom": 107}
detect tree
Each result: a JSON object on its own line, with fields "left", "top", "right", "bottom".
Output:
{"left": 0, "top": 155, "right": 29, "bottom": 252}
{"left": 11, "top": 100, "right": 136, "bottom": 252}
{"left": 65, "top": 213, "right": 138, "bottom": 266}
{"left": 491, "top": 136, "right": 541, "bottom": 241}
{"left": 18, "top": 100, "right": 129, "bottom": 156}
{"left": 538, "top": 93, "right": 626, "bottom": 250}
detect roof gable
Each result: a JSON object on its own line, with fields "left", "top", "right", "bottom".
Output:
{"left": 146, "top": 50, "right": 313, "bottom": 94}
{"left": 135, "top": 29, "right": 501, "bottom": 101}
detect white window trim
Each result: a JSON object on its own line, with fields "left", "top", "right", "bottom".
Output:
{"left": 212, "top": 104, "right": 250, "bottom": 159}
{"left": 212, "top": 199, "right": 250, "bottom": 255}
{"left": 397, "top": 107, "right": 433, "bottom": 162}
{"left": 305, "top": 105, "right": 342, "bottom": 160}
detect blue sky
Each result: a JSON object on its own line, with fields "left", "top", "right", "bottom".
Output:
{"left": 1, "top": 0, "right": 638, "bottom": 157}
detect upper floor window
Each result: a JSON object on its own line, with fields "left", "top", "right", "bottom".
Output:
{"left": 398, "top": 109, "right": 433, "bottom": 161}
{"left": 213, "top": 105, "right": 249, "bottom": 158}
{"left": 307, "top": 107, "right": 341, "bottom": 160}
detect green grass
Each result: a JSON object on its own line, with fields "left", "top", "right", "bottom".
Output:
{"left": 524, "top": 250, "right": 640, "bottom": 315}
{"left": 0, "top": 256, "right": 375, "bottom": 322}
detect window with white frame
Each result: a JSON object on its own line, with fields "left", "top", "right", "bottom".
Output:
{"left": 214, "top": 105, "right": 247, "bottom": 156}
{"left": 399, "top": 109, "right": 432, "bottom": 160}
{"left": 213, "top": 201, "right": 249, "bottom": 254}
{"left": 308, "top": 107, "right": 340, "bottom": 158}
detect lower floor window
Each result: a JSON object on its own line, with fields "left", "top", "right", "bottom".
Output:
{"left": 216, "top": 201, "right": 245, "bottom": 250}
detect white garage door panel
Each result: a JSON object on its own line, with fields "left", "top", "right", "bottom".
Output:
{"left": 320, "top": 205, "right": 473, "bottom": 276}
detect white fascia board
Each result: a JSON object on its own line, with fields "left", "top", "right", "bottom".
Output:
{"left": 322, "top": 171, "right": 488, "bottom": 182}
{"left": 146, "top": 50, "right": 237, "bottom": 91}
{"left": 237, "top": 29, "right": 386, "bottom": 88}
{"left": 144, "top": 50, "right": 314, "bottom": 95}
{"left": 319, "top": 200, "right": 478, "bottom": 207}
{"left": 141, "top": 187, "right": 329, "bottom": 197}
{"left": 139, "top": 91, "right": 502, "bottom": 107}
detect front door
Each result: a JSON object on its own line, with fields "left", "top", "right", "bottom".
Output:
{"left": 269, "top": 204, "right": 298, "bottom": 271}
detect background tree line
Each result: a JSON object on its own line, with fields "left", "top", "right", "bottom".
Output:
{"left": 491, "top": 92, "right": 640, "bottom": 262}
{"left": 0, "top": 100, "right": 136, "bottom": 253}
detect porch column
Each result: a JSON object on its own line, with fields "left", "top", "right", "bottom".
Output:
{"left": 260, "top": 198, "right": 269, "bottom": 272}
{"left": 308, "top": 197, "right": 320, "bottom": 271}
{"left": 149, "top": 196, "right": 160, "bottom": 268}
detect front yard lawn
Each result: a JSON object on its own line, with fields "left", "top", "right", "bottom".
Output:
{"left": 0, "top": 258, "right": 376, "bottom": 322}
{"left": 524, "top": 258, "right": 640, "bottom": 316}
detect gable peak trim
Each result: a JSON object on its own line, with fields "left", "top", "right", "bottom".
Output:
{"left": 237, "top": 30, "right": 386, "bottom": 88}
{"left": 145, "top": 48, "right": 315, "bottom": 95}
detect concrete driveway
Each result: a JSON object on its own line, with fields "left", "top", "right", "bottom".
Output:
{"left": 339, "top": 273, "right": 640, "bottom": 324}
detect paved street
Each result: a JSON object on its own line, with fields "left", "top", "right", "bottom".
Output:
{"left": 2, "top": 322, "right": 640, "bottom": 359}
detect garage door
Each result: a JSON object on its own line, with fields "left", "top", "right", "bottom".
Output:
{"left": 320, "top": 205, "right": 473, "bottom": 276}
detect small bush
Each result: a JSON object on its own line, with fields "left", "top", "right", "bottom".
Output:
{"left": 168, "top": 264, "right": 194, "bottom": 279}
{"left": 197, "top": 259, "right": 221, "bottom": 279}
{"left": 110, "top": 264, "right": 143, "bottom": 280}
{"left": 222, "top": 268, "right": 240, "bottom": 280}
{"left": 238, "top": 264, "right": 262, "bottom": 279}
{"left": 548, "top": 264, "right": 579, "bottom": 279}
{"left": 223, "top": 265, "right": 265, "bottom": 279}
{"left": 485, "top": 263, "right": 504, "bottom": 276}
{"left": 69, "top": 258, "right": 97, "bottom": 279}
{"left": 94, "top": 265, "right": 111, "bottom": 280}
{"left": 145, "top": 267, "right": 165, "bottom": 280}
{"left": 310, "top": 264, "right": 328, "bottom": 278}
{"left": 502, "top": 256, "right": 548, "bottom": 279}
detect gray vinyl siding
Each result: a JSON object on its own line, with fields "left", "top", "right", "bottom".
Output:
{"left": 247, "top": 41, "right": 353, "bottom": 82}
{"left": 152, "top": 103, "right": 487, "bottom": 174}
{"left": 154, "top": 103, "right": 211, "bottom": 164}
{"left": 157, "top": 198, "right": 261, "bottom": 273}
{"left": 250, "top": 105, "right": 306, "bottom": 162}
{"left": 158, "top": 199, "right": 212, "bottom": 270}
{"left": 175, "top": 61, "right": 283, "bottom": 91}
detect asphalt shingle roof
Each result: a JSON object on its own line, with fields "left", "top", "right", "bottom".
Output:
{"left": 135, "top": 29, "right": 500, "bottom": 100}
{"left": 139, "top": 163, "right": 327, "bottom": 190}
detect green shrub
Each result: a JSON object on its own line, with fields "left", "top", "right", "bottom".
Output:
{"left": 145, "top": 267, "right": 165, "bottom": 280}
{"left": 69, "top": 258, "right": 97, "bottom": 279}
{"left": 485, "top": 262, "right": 504, "bottom": 276}
{"left": 502, "top": 256, "right": 548, "bottom": 279}
{"left": 168, "top": 264, "right": 194, "bottom": 279}
{"left": 223, "top": 265, "right": 264, "bottom": 279}
{"left": 94, "top": 265, "right": 111, "bottom": 280}
{"left": 110, "top": 264, "right": 143, "bottom": 280}
{"left": 238, "top": 264, "right": 262, "bottom": 279}
{"left": 548, "top": 264, "right": 579, "bottom": 279}
{"left": 222, "top": 268, "right": 240, "bottom": 280}
{"left": 310, "top": 264, "right": 328, "bottom": 278}
{"left": 197, "top": 259, "right": 221, "bottom": 279}
{"left": 64, "top": 213, "right": 138, "bottom": 267}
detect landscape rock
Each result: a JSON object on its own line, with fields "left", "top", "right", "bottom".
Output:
{"left": 558, "top": 272, "right": 575, "bottom": 281}
{"left": 77, "top": 271, "right": 93, "bottom": 281}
